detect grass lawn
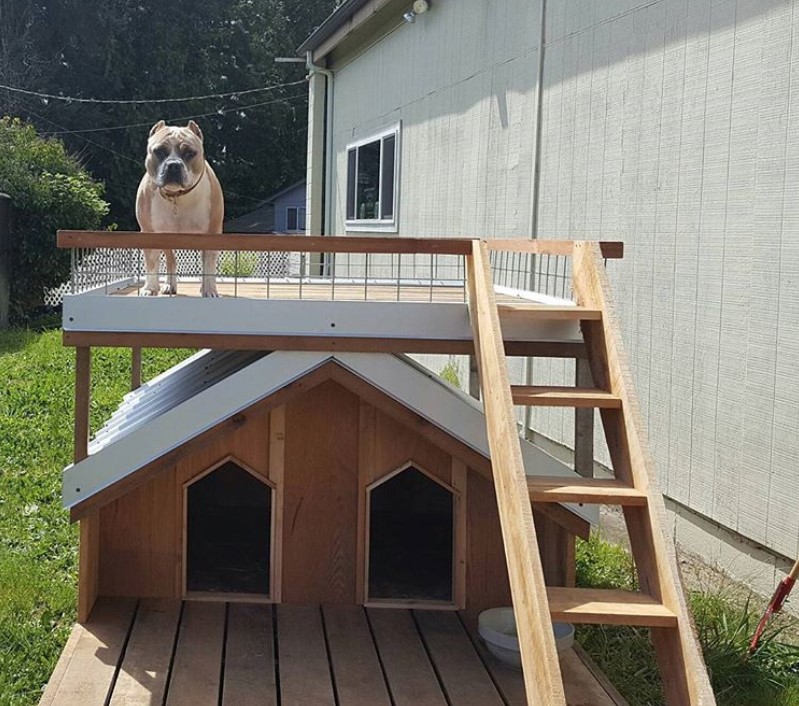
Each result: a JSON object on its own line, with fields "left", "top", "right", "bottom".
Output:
{"left": 0, "top": 327, "right": 190, "bottom": 704}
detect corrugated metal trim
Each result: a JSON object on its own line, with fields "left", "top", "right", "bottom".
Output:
{"left": 90, "top": 349, "right": 267, "bottom": 453}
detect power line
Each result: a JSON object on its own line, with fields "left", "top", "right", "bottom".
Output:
{"left": 26, "top": 110, "right": 280, "bottom": 205}
{"left": 0, "top": 77, "right": 307, "bottom": 105}
{"left": 42, "top": 92, "right": 309, "bottom": 135}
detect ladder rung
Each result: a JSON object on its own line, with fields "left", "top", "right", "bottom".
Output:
{"left": 527, "top": 476, "right": 647, "bottom": 506}
{"left": 511, "top": 385, "right": 621, "bottom": 408}
{"left": 497, "top": 302, "right": 602, "bottom": 321}
{"left": 547, "top": 587, "right": 677, "bottom": 627}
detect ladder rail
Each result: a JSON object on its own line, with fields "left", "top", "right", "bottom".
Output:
{"left": 466, "top": 241, "right": 567, "bottom": 706}
{"left": 572, "top": 242, "right": 715, "bottom": 705}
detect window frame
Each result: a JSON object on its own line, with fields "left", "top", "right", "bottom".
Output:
{"left": 286, "top": 205, "right": 306, "bottom": 233}
{"left": 344, "top": 123, "right": 401, "bottom": 233}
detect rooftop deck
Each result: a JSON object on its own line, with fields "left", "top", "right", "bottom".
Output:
{"left": 40, "top": 598, "right": 626, "bottom": 706}
{"left": 57, "top": 232, "right": 619, "bottom": 355}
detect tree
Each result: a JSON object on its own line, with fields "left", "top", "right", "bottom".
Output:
{"left": 0, "top": 0, "right": 337, "bottom": 229}
{"left": 0, "top": 117, "right": 108, "bottom": 318}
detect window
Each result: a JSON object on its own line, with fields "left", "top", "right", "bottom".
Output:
{"left": 345, "top": 124, "right": 400, "bottom": 232}
{"left": 286, "top": 206, "right": 306, "bottom": 233}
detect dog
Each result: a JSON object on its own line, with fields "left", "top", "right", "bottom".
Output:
{"left": 135, "top": 120, "right": 224, "bottom": 297}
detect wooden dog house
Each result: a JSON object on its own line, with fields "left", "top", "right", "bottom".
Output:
{"left": 41, "top": 234, "right": 714, "bottom": 705}
{"left": 63, "top": 350, "right": 592, "bottom": 618}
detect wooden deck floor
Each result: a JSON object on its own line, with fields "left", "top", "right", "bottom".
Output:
{"left": 111, "top": 281, "right": 470, "bottom": 303}
{"left": 41, "top": 598, "right": 626, "bottom": 706}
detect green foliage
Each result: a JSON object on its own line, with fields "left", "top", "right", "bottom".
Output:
{"left": 0, "top": 328, "right": 191, "bottom": 703}
{"left": 1, "top": 0, "right": 337, "bottom": 228}
{"left": 439, "top": 359, "right": 462, "bottom": 388}
{"left": 218, "top": 251, "right": 258, "bottom": 278}
{"left": 0, "top": 118, "right": 109, "bottom": 317}
{"left": 575, "top": 534, "right": 799, "bottom": 706}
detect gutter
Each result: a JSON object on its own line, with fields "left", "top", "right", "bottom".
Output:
{"left": 524, "top": 0, "right": 548, "bottom": 435}
{"left": 306, "top": 51, "right": 335, "bottom": 246}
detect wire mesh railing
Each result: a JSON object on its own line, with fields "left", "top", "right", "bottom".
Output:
{"left": 54, "top": 233, "right": 620, "bottom": 305}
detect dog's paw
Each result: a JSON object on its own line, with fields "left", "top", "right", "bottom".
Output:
{"left": 161, "top": 284, "right": 177, "bottom": 296}
{"left": 141, "top": 288, "right": 159, "bottom": 297}
{"left": 200, "top": 288, "right": 220, "bottom": 298}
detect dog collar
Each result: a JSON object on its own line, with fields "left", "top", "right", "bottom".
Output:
{"left": 158, "top": 163, "right": 207, "bottom": 202}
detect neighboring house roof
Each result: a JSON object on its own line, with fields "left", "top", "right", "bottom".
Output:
{"left": 63, "top": 350, "right": 596, "bottom": 527}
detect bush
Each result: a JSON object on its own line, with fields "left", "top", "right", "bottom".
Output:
{"left": 0, "top": 117, "right": 109, "bottom": 318}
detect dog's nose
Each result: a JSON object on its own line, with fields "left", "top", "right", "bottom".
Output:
{"left": 165, "top": 161, "right": 182, "bottom": 174}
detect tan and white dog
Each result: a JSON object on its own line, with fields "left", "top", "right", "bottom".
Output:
{"left": 136, "top": 120, "right": 224, "bottom": 297}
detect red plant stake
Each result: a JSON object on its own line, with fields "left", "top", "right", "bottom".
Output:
{"left": 749, "top": 558, "right": 799, "bottom": 654}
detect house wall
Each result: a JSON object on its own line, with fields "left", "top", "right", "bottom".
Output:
{"left": 95, "top": 377, "right": 520, "bottom": 619}
{"left": 320, "top": 0, "right": 799, "bottom": 562}
{"left": 273, "top": 183, "right": 307, "bottom": 233}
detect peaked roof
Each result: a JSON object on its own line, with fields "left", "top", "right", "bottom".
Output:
{"left": 64, "top": 351, "right": 596, "bottom": 526}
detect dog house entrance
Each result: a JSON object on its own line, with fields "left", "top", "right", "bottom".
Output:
{"left": 368, "top": 466, "right": 454, "bottom": 602}
{"left": 186, "top": 460, "right": 272, "bottom": 596}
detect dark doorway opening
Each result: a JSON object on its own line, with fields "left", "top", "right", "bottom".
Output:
{"left": 186, "top": 460, "right": 272, "bottom": 595}
{"left": 368, "top": 467, "right": 454, "bottom": 602}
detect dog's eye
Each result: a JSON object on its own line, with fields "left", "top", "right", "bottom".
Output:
{"left": 153, "top": 146, "right": 168, "bottom": 160}
{"left": 182, "top": 148, "right": 196, "bottom": 160}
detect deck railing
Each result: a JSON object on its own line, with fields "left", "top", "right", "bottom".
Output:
{"left": 57, "top": 231, "right": 622, "bottom": 303}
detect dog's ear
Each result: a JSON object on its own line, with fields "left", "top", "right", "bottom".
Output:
{"left": 149, "top": 120, "right": 166, "bottom": 137}
{"left": 187, "top": 120, "right": 203, "bottom": 141}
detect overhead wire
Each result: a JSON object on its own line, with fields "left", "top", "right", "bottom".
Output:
{"left": 0, "top": 78, "right": 307, "bottom": 105}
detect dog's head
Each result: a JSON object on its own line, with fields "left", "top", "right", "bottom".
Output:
{"left": 145, "top": 120, "right": 206, "bottom": 193}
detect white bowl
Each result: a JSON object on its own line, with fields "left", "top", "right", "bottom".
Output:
{"left": 478, "top": 607, "right": 574, "bottom": 670}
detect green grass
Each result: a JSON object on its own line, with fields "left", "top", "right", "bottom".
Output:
{"left": 576, "top": 533, "right": 799, "bottom": 706}
{"left": 0, "top": 328, "right": 191, "bottom": 704}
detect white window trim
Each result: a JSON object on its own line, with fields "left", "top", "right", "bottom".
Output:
{"left": 345, "top": 122, "right": 400, "bottom": 233}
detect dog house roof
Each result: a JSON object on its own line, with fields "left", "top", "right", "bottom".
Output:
{"left": 63, "top": 350, "right": 597, "bottom": 526}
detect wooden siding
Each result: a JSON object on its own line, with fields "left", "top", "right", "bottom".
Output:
{"left": 95, "top": 379, "right": 515, "bottom": 612}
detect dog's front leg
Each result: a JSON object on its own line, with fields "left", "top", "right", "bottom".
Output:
{"left": 200, "top": 250, "right": 219, "bottom": 297}
{"left": 143, "top": 249, "right": 161, "bottom": 296}
{"left": 163, "top": 250, "right": 178, "bottom": 295}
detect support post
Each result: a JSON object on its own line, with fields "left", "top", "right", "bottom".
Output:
{"left": 131, "top": 347, "right": 142, "bottom": 391}
{"left": 74, "top": 347, "right": 98, "bottom": 622}
{"left": 574, "top": 358, "right": 594, "bottom": 478}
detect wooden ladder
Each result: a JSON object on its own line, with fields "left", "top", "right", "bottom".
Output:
{"left": 466, "top": 241, "right": 715, "bottom": 706}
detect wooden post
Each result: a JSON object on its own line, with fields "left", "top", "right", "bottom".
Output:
{"left": 131, "top": 347, "right": 142, "bottom": 391}
{"left": 268, "top": 406, "right": 286, "bottom": 602}
{"left": 74, "top": 347, "right": 99, "bottom": 623}
{"left": 574, "top": 358, "right": 594, "bottom": 478}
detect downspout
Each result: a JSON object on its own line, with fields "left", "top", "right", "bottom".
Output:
{"left": 306, "top": 51, "right": 335, "bottom": 242}
{"left": 524, "top": 0, "right": 547, "bottom": 436}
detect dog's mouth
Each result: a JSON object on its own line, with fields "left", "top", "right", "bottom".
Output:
{"left": 156, "top": 161, "right": 188, "bottom": 189}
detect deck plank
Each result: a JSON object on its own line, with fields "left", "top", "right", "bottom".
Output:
{"left": 322, "top": 606, "right": 391, "bottom": 705}
{"left": 222, "top": 603, "right": 277, "bottom": 706}
{"left": 165, "top": 601, "right": 225, "bottom": 706}
{"left": 39, "top": 597, "right": 137, "bottom": 706}
{"left": 276, "top": 605, "right": 336, "bottom": 706}
{"left": 414, "top": 610, "right": 504, "bottom": 706}
{"left": 367, "top": 608, "right": 447, "bottom": 706}
{"left": 109, "top": 599, "right": 181, "bottom": 705}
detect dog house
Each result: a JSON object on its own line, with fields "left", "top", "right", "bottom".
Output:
{"left": 64, "top": 350, "right": 592, "bottom": 618}
{"left": 42, "top": 233, "right": 714, "bottom": 705}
